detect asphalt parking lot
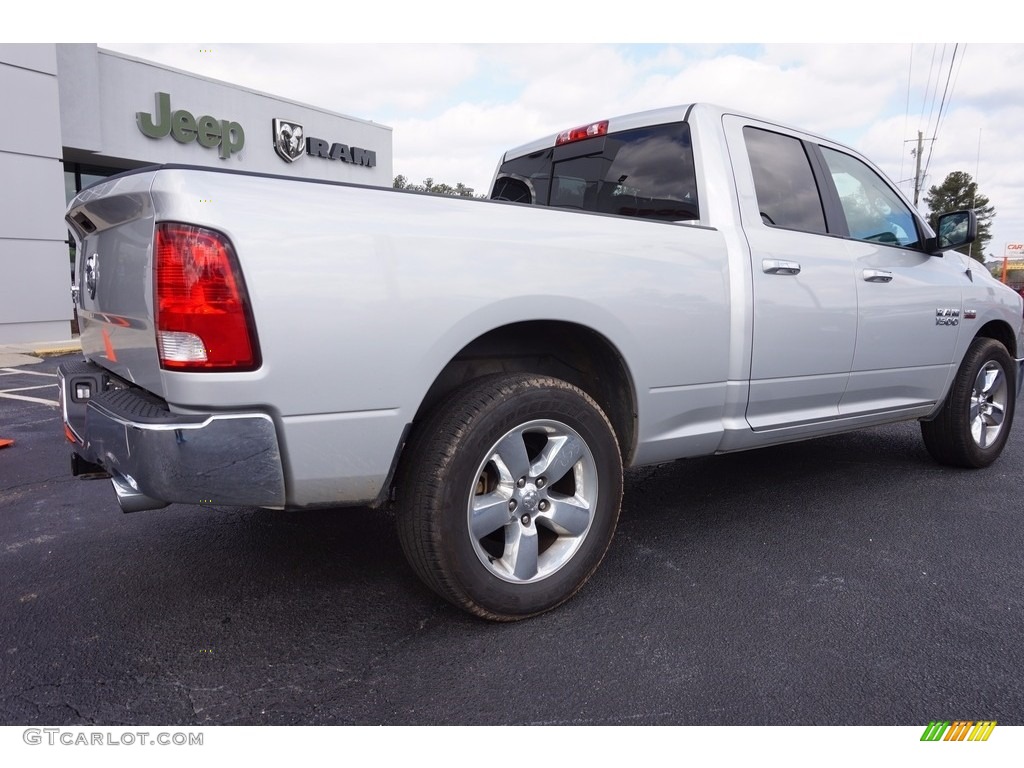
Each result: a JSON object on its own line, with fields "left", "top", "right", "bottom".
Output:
{"left": 1, "top": 353, "right": 1023, "bottom": 726}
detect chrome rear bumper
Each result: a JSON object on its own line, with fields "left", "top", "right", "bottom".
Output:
{"left": 59, "top": 361, "right": 286, "bottom": 512}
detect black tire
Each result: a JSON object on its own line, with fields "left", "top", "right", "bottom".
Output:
{"left": 395, "top": 374, "right": 623, "bottom": 621}
{"left": 921, "top": 337, "right": 1016, "bottom": 468}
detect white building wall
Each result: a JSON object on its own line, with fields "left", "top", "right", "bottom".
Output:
{"left": 0, "top": 44, "right": 74, "bottom": 344}
{"left": 0, "top": 43, "right": 393, "bottom": 346}
{"left": 59, "top": 45, "right": 393, "bottom": 184}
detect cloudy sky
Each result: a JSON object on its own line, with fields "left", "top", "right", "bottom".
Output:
{"left": 97, "top": 39, "right": 1023, "bottom": 258}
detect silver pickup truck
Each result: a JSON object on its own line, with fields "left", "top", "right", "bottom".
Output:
{"left": 60, "top": 103, "right": 1023, "bottom": 620}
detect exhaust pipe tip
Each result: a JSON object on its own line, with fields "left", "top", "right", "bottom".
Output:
{"left": 110, "top": 473, "right": 169, "bottom": 514}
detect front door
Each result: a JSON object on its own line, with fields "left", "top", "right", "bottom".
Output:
{"left": 814, "top": 146, "right": 965, "bottom": 415}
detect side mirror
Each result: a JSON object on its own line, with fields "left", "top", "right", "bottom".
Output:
{"left": 928, "top": 209, "right": 978, "bottom": 254}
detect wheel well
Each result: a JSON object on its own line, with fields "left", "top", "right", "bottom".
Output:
{"left": 414, "top": 322, "right": 638, "bottom": 463}
{"left": 976, "top": 320, "right": 1017, "bottom": 358}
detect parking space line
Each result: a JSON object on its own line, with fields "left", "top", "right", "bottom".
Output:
{"left": 0, "top": 391, "right": 59, "bottom": 406}
{"left": 0, "top": 368, "right": 60, "bottom": 406}
{"left": 0, "top": 368, "right": 58, "bottom": 378}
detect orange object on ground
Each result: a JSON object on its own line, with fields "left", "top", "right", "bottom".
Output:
{"left": 0, "top": 439, "right": 13, "bottom": 449}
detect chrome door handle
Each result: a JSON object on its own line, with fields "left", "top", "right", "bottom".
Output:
{"left": 862, "top": 269, "right": 893, "bottom": 283}
{"left": 762, "top": 259, "right": 801, "bottom": 275}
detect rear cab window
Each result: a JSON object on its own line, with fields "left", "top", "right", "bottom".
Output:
{"left": 492, "top": 123, "right": 699, "bottom": 223}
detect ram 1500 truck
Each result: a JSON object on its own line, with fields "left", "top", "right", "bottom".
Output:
{"left": 60, "top": 103, "right": 1023, "bottom": 620}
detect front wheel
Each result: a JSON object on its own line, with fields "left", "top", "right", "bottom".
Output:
{"left": 395, "top": 374, "right": 623, "bottom": 620}
{"left": 921, "top": 337, "right": 1017, "bottom": 468}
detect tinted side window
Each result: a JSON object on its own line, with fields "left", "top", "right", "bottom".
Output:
{"left": 493, "top": 123, "right": 699, "bottom": 222}
{"left": 743, "top": 127, "right": 827, "bottom": 234}
{"left": 819, "top": 147, "right": 921, "bottom": 249}
{"left": 492, "top": 148, "right": 552, "bottom": 205}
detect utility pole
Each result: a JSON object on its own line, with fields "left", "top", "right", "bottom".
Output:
{"left": 913, "top": 130, "right": 924, "bottom": 206}
{"left": 972, "top": 128, "right": 982, "bottom": 261}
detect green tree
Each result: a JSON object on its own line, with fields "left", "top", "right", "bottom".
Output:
{"left": 924, "top": 171, "right": 994, "bottom": 262}
{"left": 393, "top": 175, "right": 480, "bottom": 198}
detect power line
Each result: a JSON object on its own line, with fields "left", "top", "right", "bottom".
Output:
{"left": 921, "top": 43, "right": 962, "bottom": 194}
{"left": 921, "top": 44, "right": 943, "bottom": 133}
{"left": 907, "top": 44, "right": 942, "bottom": 204}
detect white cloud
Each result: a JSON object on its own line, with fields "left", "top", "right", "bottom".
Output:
{"left": 107, "top": 43, "right": 482, "bottom": 117}
{"left": 102, "top": 42, "right": 1024, "bottom": 256}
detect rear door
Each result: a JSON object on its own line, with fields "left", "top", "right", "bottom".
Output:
{"left": 723, "top": 116, "right": 858, "bottom": 430}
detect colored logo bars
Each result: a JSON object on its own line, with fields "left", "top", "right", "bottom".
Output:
{"left": 920, "top": 721, "right": 997, "bottom": 742}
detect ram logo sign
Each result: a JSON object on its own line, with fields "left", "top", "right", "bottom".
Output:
{"left": 271, "top": 118, "right": 377, "bottom": 168}
{"left": 273, "top": 119, "right": 305, "bottom": 163}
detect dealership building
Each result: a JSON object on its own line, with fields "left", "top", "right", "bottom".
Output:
{"left": 0, "top": 43, "right": 393, "bottom": 345}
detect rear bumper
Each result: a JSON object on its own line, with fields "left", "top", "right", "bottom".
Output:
{"left": 59, "top": 361, "right": 286, "bottom": 512}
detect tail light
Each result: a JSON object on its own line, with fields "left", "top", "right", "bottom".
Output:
{"left": 154, "top": 223, "right": 260, "bottom": 371}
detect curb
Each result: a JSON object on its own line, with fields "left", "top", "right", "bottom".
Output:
{"left": 33, "top": 342, "right": 82, "bottom": 357}
{"left": 0, "top": 339, "right": 81, "bottom": 357}
{"left": 0, "top": 339, "right": 81, "bottom": 368}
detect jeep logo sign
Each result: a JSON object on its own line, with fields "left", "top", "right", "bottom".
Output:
{"left": 272, "top": 117, "right": 376, "bottom": 168}
{"left": 137, "top": 92, "right": 245, "bottom": 160}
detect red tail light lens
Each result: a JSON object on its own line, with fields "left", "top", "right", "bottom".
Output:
{"left": 555, "top": 120, "right": 609, "bottom": 146}
{"left": 154, "top": 223, "right": 260, "bottom": 371}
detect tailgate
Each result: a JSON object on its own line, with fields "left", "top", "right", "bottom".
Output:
{"left": 67, "top": 170, "right": 166, "bottom": 397}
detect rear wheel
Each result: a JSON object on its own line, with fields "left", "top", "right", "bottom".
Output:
{"left": 395, "top": 374, "right": 623, "bottom": 620}
{"left": 921, "top": 337, "right": 1016, "bottom": 468}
